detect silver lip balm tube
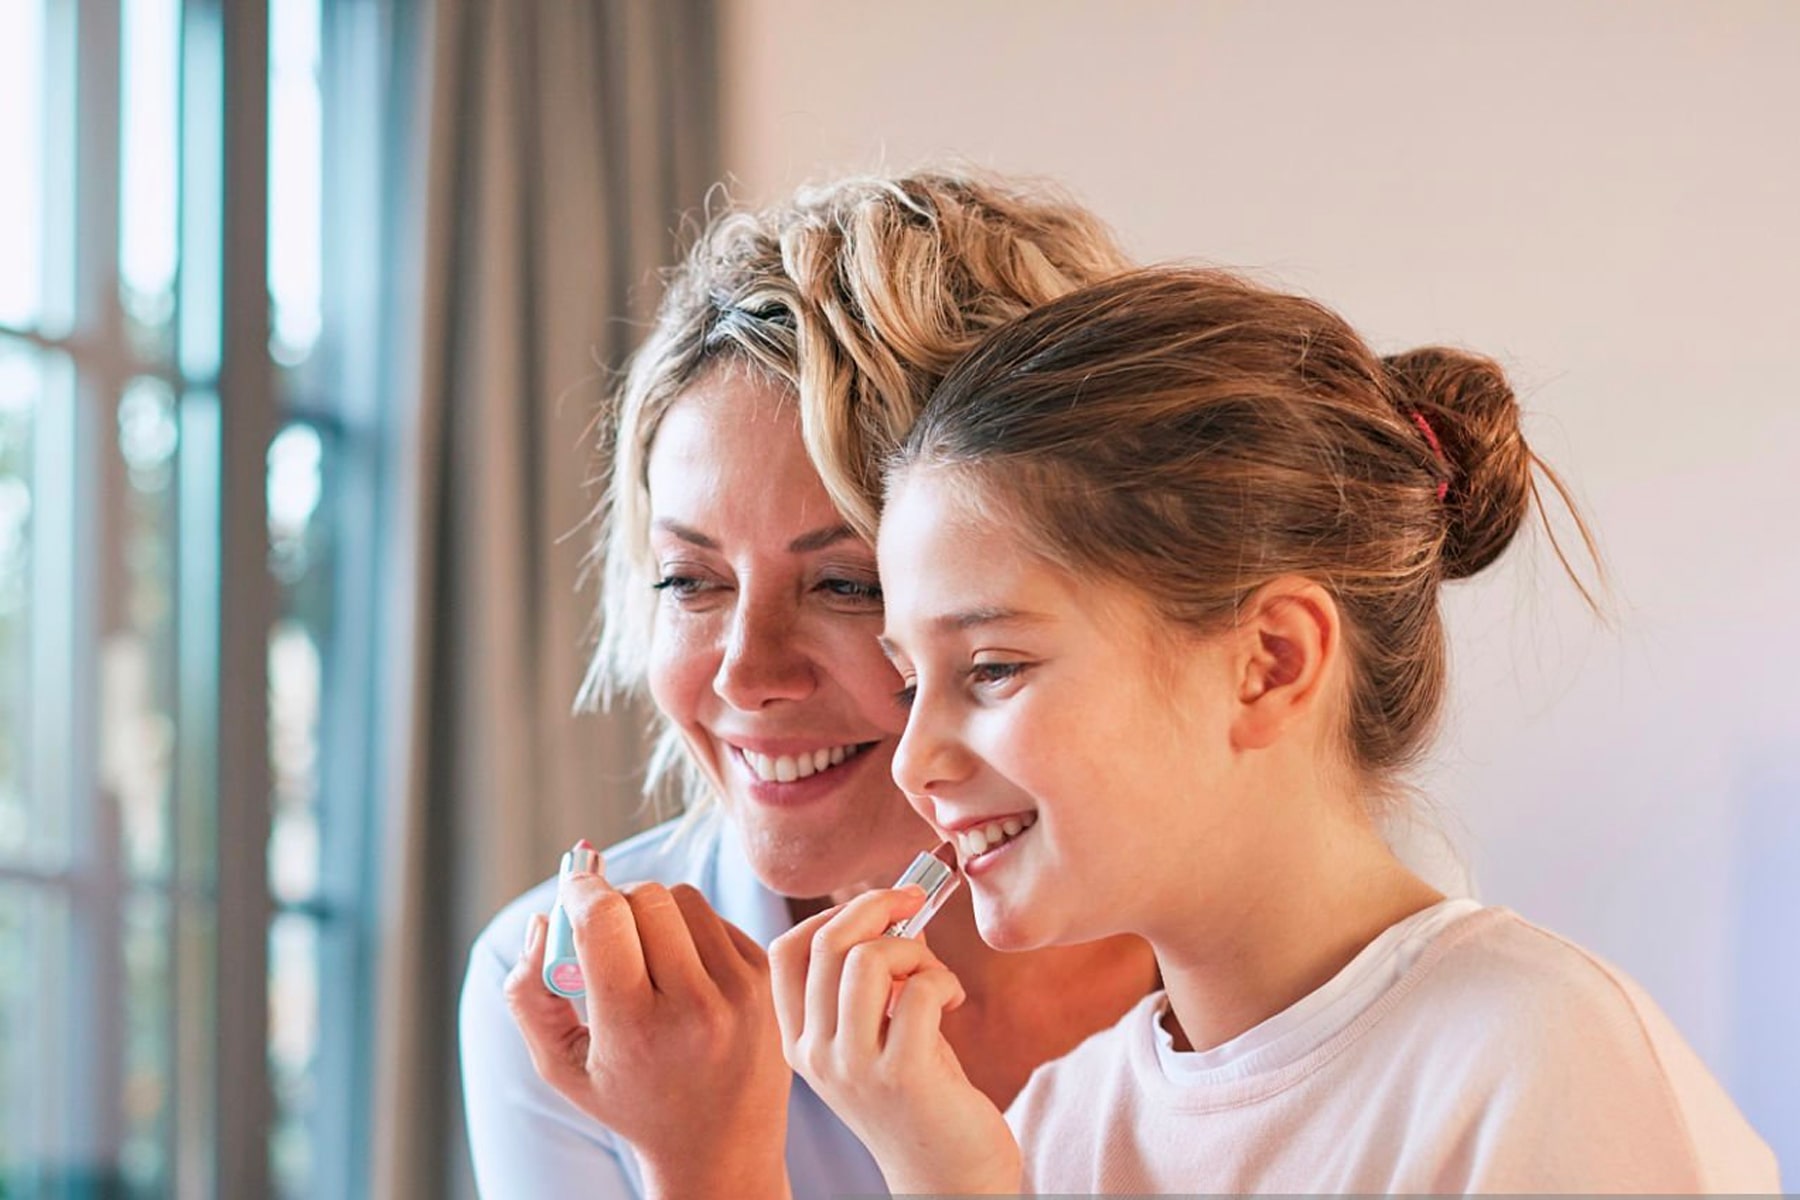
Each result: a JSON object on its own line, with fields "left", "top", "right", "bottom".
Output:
{"left": 883, "top": 841, "right": 962, "bottom": 939}
{"left": 543, "top": 843, "right": 600, "bottom": 999}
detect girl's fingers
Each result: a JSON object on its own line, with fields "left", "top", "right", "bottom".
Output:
{"left": 768, "top": 905, "right": 841, "bottom": 1046}
{"left": 837, "top": 934, "right": 941, "bottom": 1054}
{"left": 882, "top": 962, "right": 968, "bottom": 1063}
{"left": 802, "top": 888, "right": 927, "bottom": 1046}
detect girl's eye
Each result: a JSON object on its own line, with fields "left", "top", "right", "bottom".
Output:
{"left": 969, "top": 661, "right": 1027, "bottom": 687}
{"left": 893, "top": 682, "right": 917, "bottom": 709}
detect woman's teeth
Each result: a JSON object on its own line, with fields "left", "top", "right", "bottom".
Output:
{"left": 741, "top": 743, "right": 860, "bottom": 783}
{"left": 955, "top": 811, "right": 1037, "bottom": 860}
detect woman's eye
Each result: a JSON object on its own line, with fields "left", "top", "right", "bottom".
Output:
{"left": 652, "top": 575, "right": 714, "bottom": 601}
{"left": 819, "top": 577, "right": 883, "bottom": 604}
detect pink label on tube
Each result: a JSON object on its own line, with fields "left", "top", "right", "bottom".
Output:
{"left": 550, "top": 962, "right": 584, "bottom": 993}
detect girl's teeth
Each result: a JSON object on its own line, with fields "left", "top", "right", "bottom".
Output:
{"left": 956, "top": 811, "right": 1037, "bottom": 859}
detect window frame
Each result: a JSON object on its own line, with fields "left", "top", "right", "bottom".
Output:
{"left": 0, "top": 0, "right": 401, "bottom": 1193}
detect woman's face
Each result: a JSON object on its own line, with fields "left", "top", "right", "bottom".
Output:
{"left": 645, "top": 369, "right": 935, "bottom": 899}
{"left": 878, "top": 473, "right": 1244, "bottom": 951}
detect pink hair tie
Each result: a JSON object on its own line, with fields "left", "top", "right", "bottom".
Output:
{"left": 1408, "top": 411, "right": 1450, "bottom": 502}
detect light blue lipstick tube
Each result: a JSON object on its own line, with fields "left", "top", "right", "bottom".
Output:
{"left": 543, "top": 844, "right": 599, "bottom": 999}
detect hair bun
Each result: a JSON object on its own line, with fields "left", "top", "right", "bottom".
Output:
{"left": 1382, "top": 347, "right": 1532, "bottom": 580}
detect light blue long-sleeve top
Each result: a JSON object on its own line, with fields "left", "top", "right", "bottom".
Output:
{"left": 459, "top": 810, "right": 888, "bottom": 1200}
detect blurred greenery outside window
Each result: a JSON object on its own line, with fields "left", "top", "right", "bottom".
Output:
{"left": 0, "top": 0, "right": 408, "bottom": 1196}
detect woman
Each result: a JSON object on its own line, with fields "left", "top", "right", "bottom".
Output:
{"left": 458, "top": 170, "right": 1161, "bottom": 1199}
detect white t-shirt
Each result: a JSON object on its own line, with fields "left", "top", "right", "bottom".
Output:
{"left": 1009, "top": 903, "right": 1781, "bottom": 1193}
{"left": 458, "top": 811, "right": 887, "bottom": 1200}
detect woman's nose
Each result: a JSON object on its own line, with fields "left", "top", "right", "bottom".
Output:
{"left": 712, "top": 597, "right": 816, "bottom": 710}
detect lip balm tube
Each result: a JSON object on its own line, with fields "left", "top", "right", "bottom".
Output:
{"left": 883, "top": 841, "right": 961, "bottom": 939}
{"left": 543, "top": 842, "right": 599, "bottom": 999}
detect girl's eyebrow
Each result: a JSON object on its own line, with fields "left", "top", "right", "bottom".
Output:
{"left": 880, "top": 606, "right": 1053, "bottom": 661}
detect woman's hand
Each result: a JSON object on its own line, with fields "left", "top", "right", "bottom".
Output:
{"left": 505, "top": 855, "right": 792, "bottom": 1200}
{"left": 768, "top": 888, "right": 1022, "bottom": 1195}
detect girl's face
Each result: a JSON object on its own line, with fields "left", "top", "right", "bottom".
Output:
{"left": 645, "top": 371, "right": 934, "bottom": 899}
{"left": 878, "top": 473, "right": 1247, "bottom": 951}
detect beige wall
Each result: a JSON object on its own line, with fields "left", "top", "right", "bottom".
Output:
{"left": 719, "top": 0, "right": 1800, "bottom": 1153}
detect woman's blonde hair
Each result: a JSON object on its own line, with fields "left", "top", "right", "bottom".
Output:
{"left": 582, "top": 169, "right": 1132, "bottom": 814}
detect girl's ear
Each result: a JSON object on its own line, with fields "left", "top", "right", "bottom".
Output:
{"left": 1230, "top": 578, "right": 1341, "bottom": 752}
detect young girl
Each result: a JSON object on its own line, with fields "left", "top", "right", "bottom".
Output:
{"left": 768, "top": 268, "right": 1780, "bottom": 1193}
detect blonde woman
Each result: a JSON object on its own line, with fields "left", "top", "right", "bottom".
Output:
{"left": 458, "top": 171, "right": 1159, "bottom": 1199}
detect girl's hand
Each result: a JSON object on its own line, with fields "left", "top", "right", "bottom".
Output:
{"left": 768, "top": 888, "right": 1022, "bottom": 1195}
{"left": 505, "top": 857, "right": 792, "bottom": 1200}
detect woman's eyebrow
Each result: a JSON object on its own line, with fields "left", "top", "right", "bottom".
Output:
{"left": 651, "top": 518, "right": 719, "bottom": 549}
{"left": 787, "top": 523, "right": 859, "bottom": 553}
{"left": 649, "top": 519, "right": 859, "bottom": 555}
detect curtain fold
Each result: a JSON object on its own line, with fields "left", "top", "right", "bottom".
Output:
{"left": 371, "top": 3, "right": 718, "bottom": 1196}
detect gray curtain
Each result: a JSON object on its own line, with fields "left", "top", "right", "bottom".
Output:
{"left": 370, "top": 3, "right": 718, "bottom": 1197}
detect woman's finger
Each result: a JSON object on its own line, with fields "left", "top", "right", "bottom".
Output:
{"left": 720, "top": 910, "right": 769, "bottom": 972}
{"left": 668, "top": 883, "right": 747, "bottom": 991}
{"left": 503, "top": 913, "right": 591, "bottom": 1093}
{"left": 621, "top": 882, "right": 709, "bottom": 996}
{"left": 560, "top": 873, "right": 652, "bottom": 1029}
{"left": 882, "top": 962, "right": 968, "bottom": 1062}
{"left": 837, "top": 934, "right": 939, "bottom": 1055}
{"left": 803, "top": 888, "right": 926, "bottom": 1046}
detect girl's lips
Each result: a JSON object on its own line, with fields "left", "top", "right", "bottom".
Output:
{"left": 726, "top": 740, "right": 885, "bottom": 809}
{"left": 958, "top": 818, "right": 1036, "bottom": 879}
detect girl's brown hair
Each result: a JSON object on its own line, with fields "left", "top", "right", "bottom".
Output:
{"left": 584, "top": 169, "right": 1132, "bottom": 811}
{"left": 895, "top": 267, "right": 1598, "bottom": 788}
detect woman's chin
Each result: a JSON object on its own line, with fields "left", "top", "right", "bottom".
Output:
{"left": 735, "top": 826, "right": 895, "bottom": 902}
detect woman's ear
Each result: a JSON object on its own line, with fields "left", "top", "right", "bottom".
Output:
{"left": 1230, "top": 578, "right": 1341, "bottom": 751}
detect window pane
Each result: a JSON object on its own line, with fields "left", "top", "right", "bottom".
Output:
{"left": 0, "top": 341, "right": 36, "bottom": 860}
{"left": 119, "top": 0, "right": 181, "bottom": 359}
{"left": 268, "top": 619, "right": 321, "bottom": 904}
{"left": 0, "top": 0, "right": 45, "bottom": 328}
{"left": 121, "top": 890, "right": 172, "bottom": 1196}
{"left": 109, "top": 378, "right": 180, "bottom": 882}
{"left": 267, "top": 422, "right": 328, "bottom": 907}
{"left": 0, "top": 337, "right": 74, "bottom": 868}
{"left": 268, "top": 0, "right": 322, "bottom": 366}
{"left": 268, "top": 911, "right": 319, "bottom": 1199}
{"left": 0, "top": 883, "right": 73, "bottom": 1195}
{"left": 174, "top": 898, "right": 216, "bottom": 1198}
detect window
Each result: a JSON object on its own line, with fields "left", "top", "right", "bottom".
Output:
{"left": 0, "top": 1, "right": 409, "bottom": 1195}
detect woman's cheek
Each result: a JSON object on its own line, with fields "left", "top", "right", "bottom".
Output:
{"left": 646, "top": 615, "right": 718, "bottom": 725}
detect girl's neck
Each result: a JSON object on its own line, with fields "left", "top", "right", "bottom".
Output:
{"left": 1150, "top": 799, "right": 1443, "bottom": 1055}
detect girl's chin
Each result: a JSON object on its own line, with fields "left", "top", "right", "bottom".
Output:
{"left": 971, "top": 894, "right": 1065, "bottom": 953}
